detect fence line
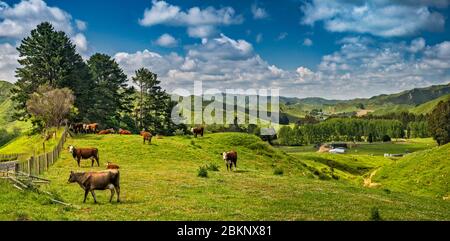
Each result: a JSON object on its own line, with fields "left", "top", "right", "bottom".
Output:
{"left": 12, "top": 126, "right": 69, "bottom": 176}
{"left": 0, "top": 153, "right": 27, "bottom": 162}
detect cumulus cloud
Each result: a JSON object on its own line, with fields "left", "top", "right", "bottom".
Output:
{"left": 113, "top": 33, "right": 450, "bottom": 99}
{"left": 154, "top": 33, "right": 178, "bottom": 47}
{"left": 71, "top": 33, "right": 88, "bottom": 52}
{"left": 75, "top": 19, "right": 87, "bottom": 31}
{"left": 251, "top": 3, "right": 268, "bottom": 19}
{"left": 303, "top": 38, "right": 313, "bottom": 46}
{"left": 301, "top": 0, "right": 447, "bottom": 37}
{"left": 0, "top": 43, "right": 19, "bottom": 81}
{"left": 139, "top": 0, "right": 243, "bottom": 38}
{"left": 0, "top": 0, "right": 89, "bottom": 81}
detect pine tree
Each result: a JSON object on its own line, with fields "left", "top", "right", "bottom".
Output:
{"left": 86, "top": 53, "right": 133, "bottom": 128}
{"left": 428, "top": 100, "right": 450, "bottom": 145}
{"left": 12, "top": 22, "right": 92, "bottom": 121}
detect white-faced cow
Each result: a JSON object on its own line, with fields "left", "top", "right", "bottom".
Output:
{"left": 68, "top": 145, "right": 100, "bottom": 167}
{"left": 222, "top": 151, "right": 237, "bottom": 171}
{"left": 191, "top": 127, "right": 204, "bottom": 138}
{"left": 68, "top": 170, "right": 120, "bottom": 203}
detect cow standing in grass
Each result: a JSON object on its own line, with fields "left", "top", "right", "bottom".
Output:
{"left": 68, "top": 145, "right": 100, "bottom": 167}
{"left": 191, "top": 127, "right": 204, "bottom": 138}
{"left": 222, "top": 151, "right": 237, "bottom": 171}
{"left": 141, "top": 131, "right": 152, "bottom": 144}
{"left": 68, "top": 170, "right": 120, "bottom": 203}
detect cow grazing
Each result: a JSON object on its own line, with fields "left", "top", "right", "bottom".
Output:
{"left": 68, "top": 145, "right": 100, "bottom": 167}
{"left": 191, "top": 127, "right": 204, "bottom": 138}
{"left": 84, "top": 123, "right": 99, "bottom": 134}
{"left": 141, "top": 131, "right": 152, "bottom": 144}
{"left": 98, "top": 128, "right": 115, "bottom": 135}
{"left": 222, "top": 151, "right": 237, "bottom": 171}
{"left": 70, "top": 123, "right": 84, "bottom": 134}
{"left": 68, "top": 170, "right": 120, "bottom": 203}
{"left": 106, "top": 162, "right": 120, "bottom": 169}
{"left": 118, "top": 129, "right": 131, "bottom": 135}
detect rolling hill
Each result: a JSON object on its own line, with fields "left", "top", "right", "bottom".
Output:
{"left": 0, "top": 80, "right": 31, "bottom": 133}
{"left": 0, "top": 132, "right": 449, "bottom": 220}
{"left": 373, "top": 143, "right": 450, "bottom": 199}
{"left": 410, "top": 94, "right": 450, "bottom": 115}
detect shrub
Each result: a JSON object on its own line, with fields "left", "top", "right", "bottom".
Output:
{"left": 207, "top": 163, "right": 220, "bottom": 172}
{"left": 173, "top": 129, "right": 185, "bottom": 136}
{"left": 382, "top": 135, "right": 391, "bottom": 142}
{"left": 274, "top": 167, "right": 284, "bottom": 176}
{"left": 197, "top": 166, "right": 208, "bottom": 178}
{"left": 370, "top": 207, "right": 382, "bottom": 221}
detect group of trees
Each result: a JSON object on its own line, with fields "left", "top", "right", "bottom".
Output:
{"left": 11, "top": 22, "right": 179, "bottom": 134}
{"left": 278, "top": 118, "right": 406, "bottom": 146}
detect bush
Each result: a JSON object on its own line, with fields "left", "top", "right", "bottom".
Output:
{"left": 370, "top": 207, "right": 382, "bottom": 221}
{"left": 173, "top": 129, "right": 185, "bottom": 136}
{"left": 197, "top": 166, "right": 208, "bottom": 178}
{"left": 207, "top": 163, "right": 220, "bottom": 172}
{"left": 274, "top": 167, "right": 284, "bottom": 176}
{"left": 382, "top": 135, "right": 391, "bottom": 142}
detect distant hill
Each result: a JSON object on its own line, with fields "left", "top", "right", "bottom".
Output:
{"left": 373, "top": 143, "right": 450, "bottom": 199}
{"left": 410, "top": 94, "right": 450, "bottom": 115}
{"left": 281, "top": 82, "right": 450, "bottom": 119}
{"left": 0, "top": 80, "right": 31, "bottom": 132}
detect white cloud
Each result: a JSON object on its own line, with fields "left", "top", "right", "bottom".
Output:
{"left": 301, "top": 0, "right": 447, "bottom": 37}
{"left": 139, "top": 0, "right": 243, "bottom": 38}
{"left": 0, "top": 0, "right": 77, "bottom": 38}
{"left": 75, "top": 19, "right": 87, "bottom": 31}
{"left": 251, "top": 3, "right": 268, "bottom": 19}
{"left": 303, "top": 38, "right": 313, "bottom": 46}
{"left": 0, "top": 43, "right": 19, "bottom": 82}
{"left": 113, "top": 34, "right": 450, "bottom": 99}
{"left": 187, "top": 25, "right": 216, "bottom": 38}
{"left": 72, "top": 33, "right": 88, "bottom": 52}
{"left": 0, "top": 0, "right": 89, "bottom": 81}
{"left": 154, "top": 33, "right": 178, "bottom": 47}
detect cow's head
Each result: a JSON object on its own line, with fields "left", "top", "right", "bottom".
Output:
{"left": 68, "top": 145, "right": 75, "bottom": 153}
{"left": 222, "top": 152, "right": 228, "bottom": 160}
{"left": 68, "top": 171, "right": 76, "bottom": 183}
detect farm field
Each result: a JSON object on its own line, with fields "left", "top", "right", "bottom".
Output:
{"left": 0, "top": 133, "right": 449, "bottom": 220}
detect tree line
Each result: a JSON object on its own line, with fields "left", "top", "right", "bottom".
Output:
{"left": 278, "top": 118, "right": 421, "bottom": 146}
{"left": 10, "top": 22, "right": 184, "bottom": 135}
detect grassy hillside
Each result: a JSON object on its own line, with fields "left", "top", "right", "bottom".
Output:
{"left": 0, "top": 133, "right": 449, "bottom": 220}
{"left": 373, "top": 143, "right": 450, "bottom": 199}
{"left": 0, "top": 80, "right": 13, "bottom": 103}
{"left": 410, "top": 94, "right": 450, "bottom": 115}
{"left": 0, "top": 81, "right": 32, "bottom": 134}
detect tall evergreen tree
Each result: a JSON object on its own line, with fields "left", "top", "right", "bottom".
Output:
{"left": 86, "top": 53, "right": 133, "bottom": 128}
{"left": 132, "top": 68, "right": 178, "bottom": 134}
{"left": 11, "top": 22, "right": 92, "bottom": 121}
{"left": 428, "top": 100, "right": 450, "bottom": 145}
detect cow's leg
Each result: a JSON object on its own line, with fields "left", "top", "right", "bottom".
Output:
{"left": 83, "top": 189, "right": 89, "bottom": 203}
{"left": 77, "top": 158, "right": 81, "bottom": 167}
{"left": 91, "top": 158, "right": 94, "bottom": 167}
{"left": 109, "top": 186, "right": 115, "bottom": 203}
{"left": 115, "top": 186, "right": 120, "bottom": 202}
{"left": 96, "top": 157, "right": 100, "bottom": 167}
{"left": 90, "top": 190, "right": 97, "bottom": 203}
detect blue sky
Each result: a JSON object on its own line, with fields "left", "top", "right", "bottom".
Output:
{"left": 1, "top": 0, "right": 450, "bottom": 99}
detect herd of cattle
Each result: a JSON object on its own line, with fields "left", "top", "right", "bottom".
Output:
{"left": 66, "top": 124, "right": 237, "bottom": 203}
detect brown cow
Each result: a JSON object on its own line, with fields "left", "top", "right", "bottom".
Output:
{"left": 191, "top": 127, "right": 204, "bottom": 138}
{"left": 140, "top": 131, "right": 152, "bottom": 144}
{"left": 118, "top": 129, "right": 132, "bottom": 135}
{"left": 106, "top": 161, "right": 120, "bottom": 169}
{"left": 84, "top": 123, "right": 99, "bottom": 134}
{"left": 69, "top": 145, "right": 100, "bottom": 167}
{"left": 68, "top": 170, "right": 120, "bottom": 203}
{"left": 222, "top": 151, "right": 237, "bottom": 171}
{"left": 98, "top": 128, "right": 115, "bottom": 135}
